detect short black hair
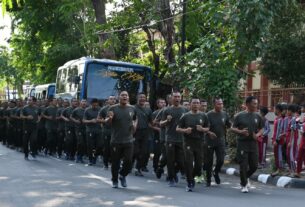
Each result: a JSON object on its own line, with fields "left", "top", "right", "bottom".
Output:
{"left": 287, "top": 104, "right": 297, "bottom": 113}
{"left": 213, "top": 97, "right": 222, "bottom": 103}
{"left": 260, "top": 106, "right": 268, "bottom": 116}
{"left": 275, "top": 104, "right": 283, "bottom": 112}
{"left": 91, "top": 98, "right": 99, "bottom": 104}
{"left": 245, "top": 96, "right": 257, "bottom": 104}
{"left": 200, "top": 99, "right": 207, "bottom": 103}
{"left": 30, "top": 96, "right": 37, "bottom": 102}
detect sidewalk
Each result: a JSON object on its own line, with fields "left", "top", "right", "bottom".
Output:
{"left": 221, "top": 150, "right": 305, "bottom": 189}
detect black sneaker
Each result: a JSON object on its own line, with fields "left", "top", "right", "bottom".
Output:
{"left": 156, "top": 168, "right": 163, "bottom": 179}
{"left": 141, "top": 167, "right": 149, "bottom": 172}
{"left": 206, "top": 181, "right": 211, "bottom": 187}
{"left": 186, "top": 182, "right": 194, "bottom": 192}
{"left": 24, "top": 156, "right": 29, "bottom": 161}
{"left": 213, "top": 172, "right": 221, "bottom": 184}
{"left": 119, "top": 176, "right": 127, "bottom": 188}
{"left": 112, "top": 181, "right": 118, "bottom": 188}
{"left": 135, "top": 169, "right": 144, "bottom": 177}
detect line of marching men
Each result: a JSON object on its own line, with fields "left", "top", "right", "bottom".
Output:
{"left": 0, "top": 92, "right": 304, "bottom": 193}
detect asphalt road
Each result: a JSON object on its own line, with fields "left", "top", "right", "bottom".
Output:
{"left": 0, "top": 144, "right": 303, "bottom": 207}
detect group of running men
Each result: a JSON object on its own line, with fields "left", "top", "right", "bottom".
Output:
{"left": 0, "top": 91, "right": 304, "bottom": 193}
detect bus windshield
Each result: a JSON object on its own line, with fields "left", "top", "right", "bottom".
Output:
{"left": 85, "top": 63, "right": 146, "bottom": 103}
{"left": 48, "top": 85, "right": 55, "bottom": 98}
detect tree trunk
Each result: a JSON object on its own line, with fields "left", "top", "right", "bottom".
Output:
{"left": 158, "top": 0, "right": 175, "bottom": 65}
{"left": 91, "top": 0, "right": 115, "bottom": 59}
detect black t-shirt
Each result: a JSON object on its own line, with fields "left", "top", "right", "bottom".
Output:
{"left": 56, "top": 107, "right": 65, "bottom": 131}
{"left": 178, "top": 111, "right": 209, "bottom": 140}
{"left": 62, "top": 107, "right": 75, "bottom": 129}
{"left": 21, "top": 105, "right": 39, "bottom": 129}
{"left": 134, "top": 104, "right": 152, "bottom": 130}
{"left": 71, "top": 107, "right": 86, "bottom": 130}
{"left": 83, "top": 107, "right": 101, "bottom": 132}
{"left": 108, "top": 104, "right": 137, "bottom": 144}
{"left": 162, "top": 106, "right": 187, "bottom": 142}
{"left": 233, "top": 111, "right": 263, "bottom": 152}
{"left": 206, "top": 110, "right": 231, "bottom": 146}
{"left": 43, "top": 106, "right": 58, "bottom": 130}
{"left": 99, "top": 105, "right": 112, "bottom": 135}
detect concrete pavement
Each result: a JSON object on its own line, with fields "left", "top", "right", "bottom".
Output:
{"left": 0, "top": 145, "right": 304, "bottom": 207}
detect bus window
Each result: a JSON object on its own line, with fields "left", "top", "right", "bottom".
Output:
{"left": 85, "top": 63, "right": 145, "bottom": 103}
{"left": 68, "top": 66, "right": 78, "bottom": 92}
{"left": 56, "top": 70, "right": 63, "bottom": 93}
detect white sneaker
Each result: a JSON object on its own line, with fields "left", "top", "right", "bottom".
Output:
{"left": 241, "top": 186, "right": 249, "bottom": 193}
{"left": 246, "top": 178, "right": 251, "bottom": 188}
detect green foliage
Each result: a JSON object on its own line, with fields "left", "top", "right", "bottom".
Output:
{"left": 260, "top": 1, "right": 305, "bottom": 86}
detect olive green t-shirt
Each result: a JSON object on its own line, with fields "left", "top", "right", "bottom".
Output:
{"left": 71, "top": 107, "right": 85, "bottom": 130}
{"left": 83, "top": 107, "right": 101, "bottom": 132}
{"left": 98, "top": 105, "right": 112, "bottom": 136}
{"left": 21, "top": 105, "right": 39, "bottom": 129}
{"left": 233, "top": 111, "right": 263, "bottom": 152}
{"left": 206, "top": 110, "right": 231, "bottom": 146}
{"left": 178, "top": 111, "right": 209, "bottom": 140}
{"left": 154, "top": 108, "right": 166, "bottom": 142}
{"left": 108, "top": 104, "right": 137, "bottom": 144}
{"left": 62, "top": 107, "right": 75, "bottom": 129}
{"left": 134, "top": 104, "right": 152, "bottom": 130}
{"left": 56, "top": 107, "right": 65, "bottom": 131}
{"left": 43, "top": 106, "right": 58, "bottom": 130}
{"left": 162, "top": 106, "right": 187, "bottom": 143}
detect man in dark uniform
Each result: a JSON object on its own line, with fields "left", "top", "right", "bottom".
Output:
{"left": 56, "top": 98, "right": 68, "bottom": 158}
{"left": 107, "top": 91, "right": 137, "bottom": 188}
{"left": 155, "top": 95, "right": 172, "bottom": 179}
{"left": 231, "top": 96, "right": 263, "bottom": 193}
{"left": 151, "top": 98, "right": 166, "bottom": 173}
{"left": 83, "top": 98, "right": 102, "bottom": 165}
{"left": 21, "top": 96, "right": 39, "bottom": 160}
{"left": 177, "top": 97, "right": 209, "bottom": 192}
{"left": 42, "top": 98, "right": 58, "bottom": 156}
{"left": 12, "top": 99, "right": 24, "bottom": 150}
{"left": 97, "top": 95, "right": 116, "bottom": 169}
{"left": 133, "top": 93, "right": 152, "bottom": 176}
{"left": 9, "top": 100, "right": 18, "bottom": 148}
{"left": 161, "top": 91, "right": 187, "bottom": 187}
{"left": 0, "top": 102, "right": 6, "bottom": 143}
{"left": 61, "top": 98, "right": 78, "bottom": 160}
{"left": 71, "top": 99, "right": 87, "bottom": 163}
{"left": 37, "top": 99, "right": 48, "bottom": 154}
{"left": 1, "top": 101, "right": 8, "bottom": 145}
{"left": 205, "top": 98, "right": 231, "bottom": 186}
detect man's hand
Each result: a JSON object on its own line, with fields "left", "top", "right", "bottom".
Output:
{"left": 184, "top": 127, "right": 192, "bottom": 134}
{"left": 239, "top": 128, "right": 249, "bottom": 137}
{"left": 208, "top": 131, "right": 217, "bottom": 139}
{"left": 167, "top": 115, "right": 172, "bottom": 122}
{"left": 108, "top": 111, "right": 114, "bottom": 120}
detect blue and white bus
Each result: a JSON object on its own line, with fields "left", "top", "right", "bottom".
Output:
{"left": 55, "top": 57, "right": 151, "bottom": 104}
{"left": 34, "top": 83, "right": 56, "bottom": 100}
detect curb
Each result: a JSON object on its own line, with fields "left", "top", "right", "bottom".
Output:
{"left": 221, "top": 167, "right": 305, "bottom": 189}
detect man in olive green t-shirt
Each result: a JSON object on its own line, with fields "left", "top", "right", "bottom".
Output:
{"left": 231, "top": 96, "right": 263, "bottom": 193}
{"left": 107, "top": 91, "right": 138, "bottom": 188}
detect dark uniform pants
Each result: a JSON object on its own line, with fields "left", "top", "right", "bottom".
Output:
{"left": 76, "top": 129, "right": 86, "bottom": 157}
{"left": 57, "top": 129, "right": 65, "bottom": 157}
{"left": 86, "top": 130, "right": 103, "bottom": 162}
{"left": 134, "top": 129, "right": 149, "bottom": 170}
{"left": 65, "top": 128, "right": 76, "bottom": 158}
{"left": 237, "top": 149, "right": 258, "bottom": 187}
{"left": 205, "top": 143, "right": 225, "bottom": 182}
{"left": 23, "top": 128, "right": 38, "bottom": 157}
{"left": 46, "top": 128, "right": 57, "bottom": 154}
{"left": 153, "top": 133, "right": 162, "bottom": 171}
{"left": 102, "top": 133, "right": 111, "bottom": 166}
{"left": 184, "top": 139, "right": 203, "bottom": 184}
{"left": 166, "top": 141, "right": 185, "bottom": 180}
{"left": 111, "top": 142, "right": 134, "bottom": 182}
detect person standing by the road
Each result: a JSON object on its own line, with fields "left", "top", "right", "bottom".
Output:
{"left": 231, "top": 96, "right": 263, "bottom": 193}
{"left": 177, "top": 97, "right": 209, "bottom": 192}
{"left": 21, "top": 96, "right": 39, "bottom": 160}
{"left": 106, "top": 91, "right": 137, "bottom": 188}
{"left": 71, "top": 99, "right": 87, "bottom": 163}
{"left": 257, "top": 106, "right": 270, "bottom": 168}
{"left": 97, "top": 95, "right": 116, "bottom": 169}
{"left": 83, "top": 98, "right": 102, "bottom": 166}
{"left": 56, "top": 99, "right": 69, "bottom": 158}
{"left": 161, "top": 91, "right": 187, "bottom": 187}
{"left": 133, "top": 93, "right": 152, "bottom": 176}
{"left": 205, "top": 98, "right": 231, "bottom": 186}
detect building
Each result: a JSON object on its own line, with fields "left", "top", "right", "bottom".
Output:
{"left": 239, "top": 61, "right": 305, "bottom": 110}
